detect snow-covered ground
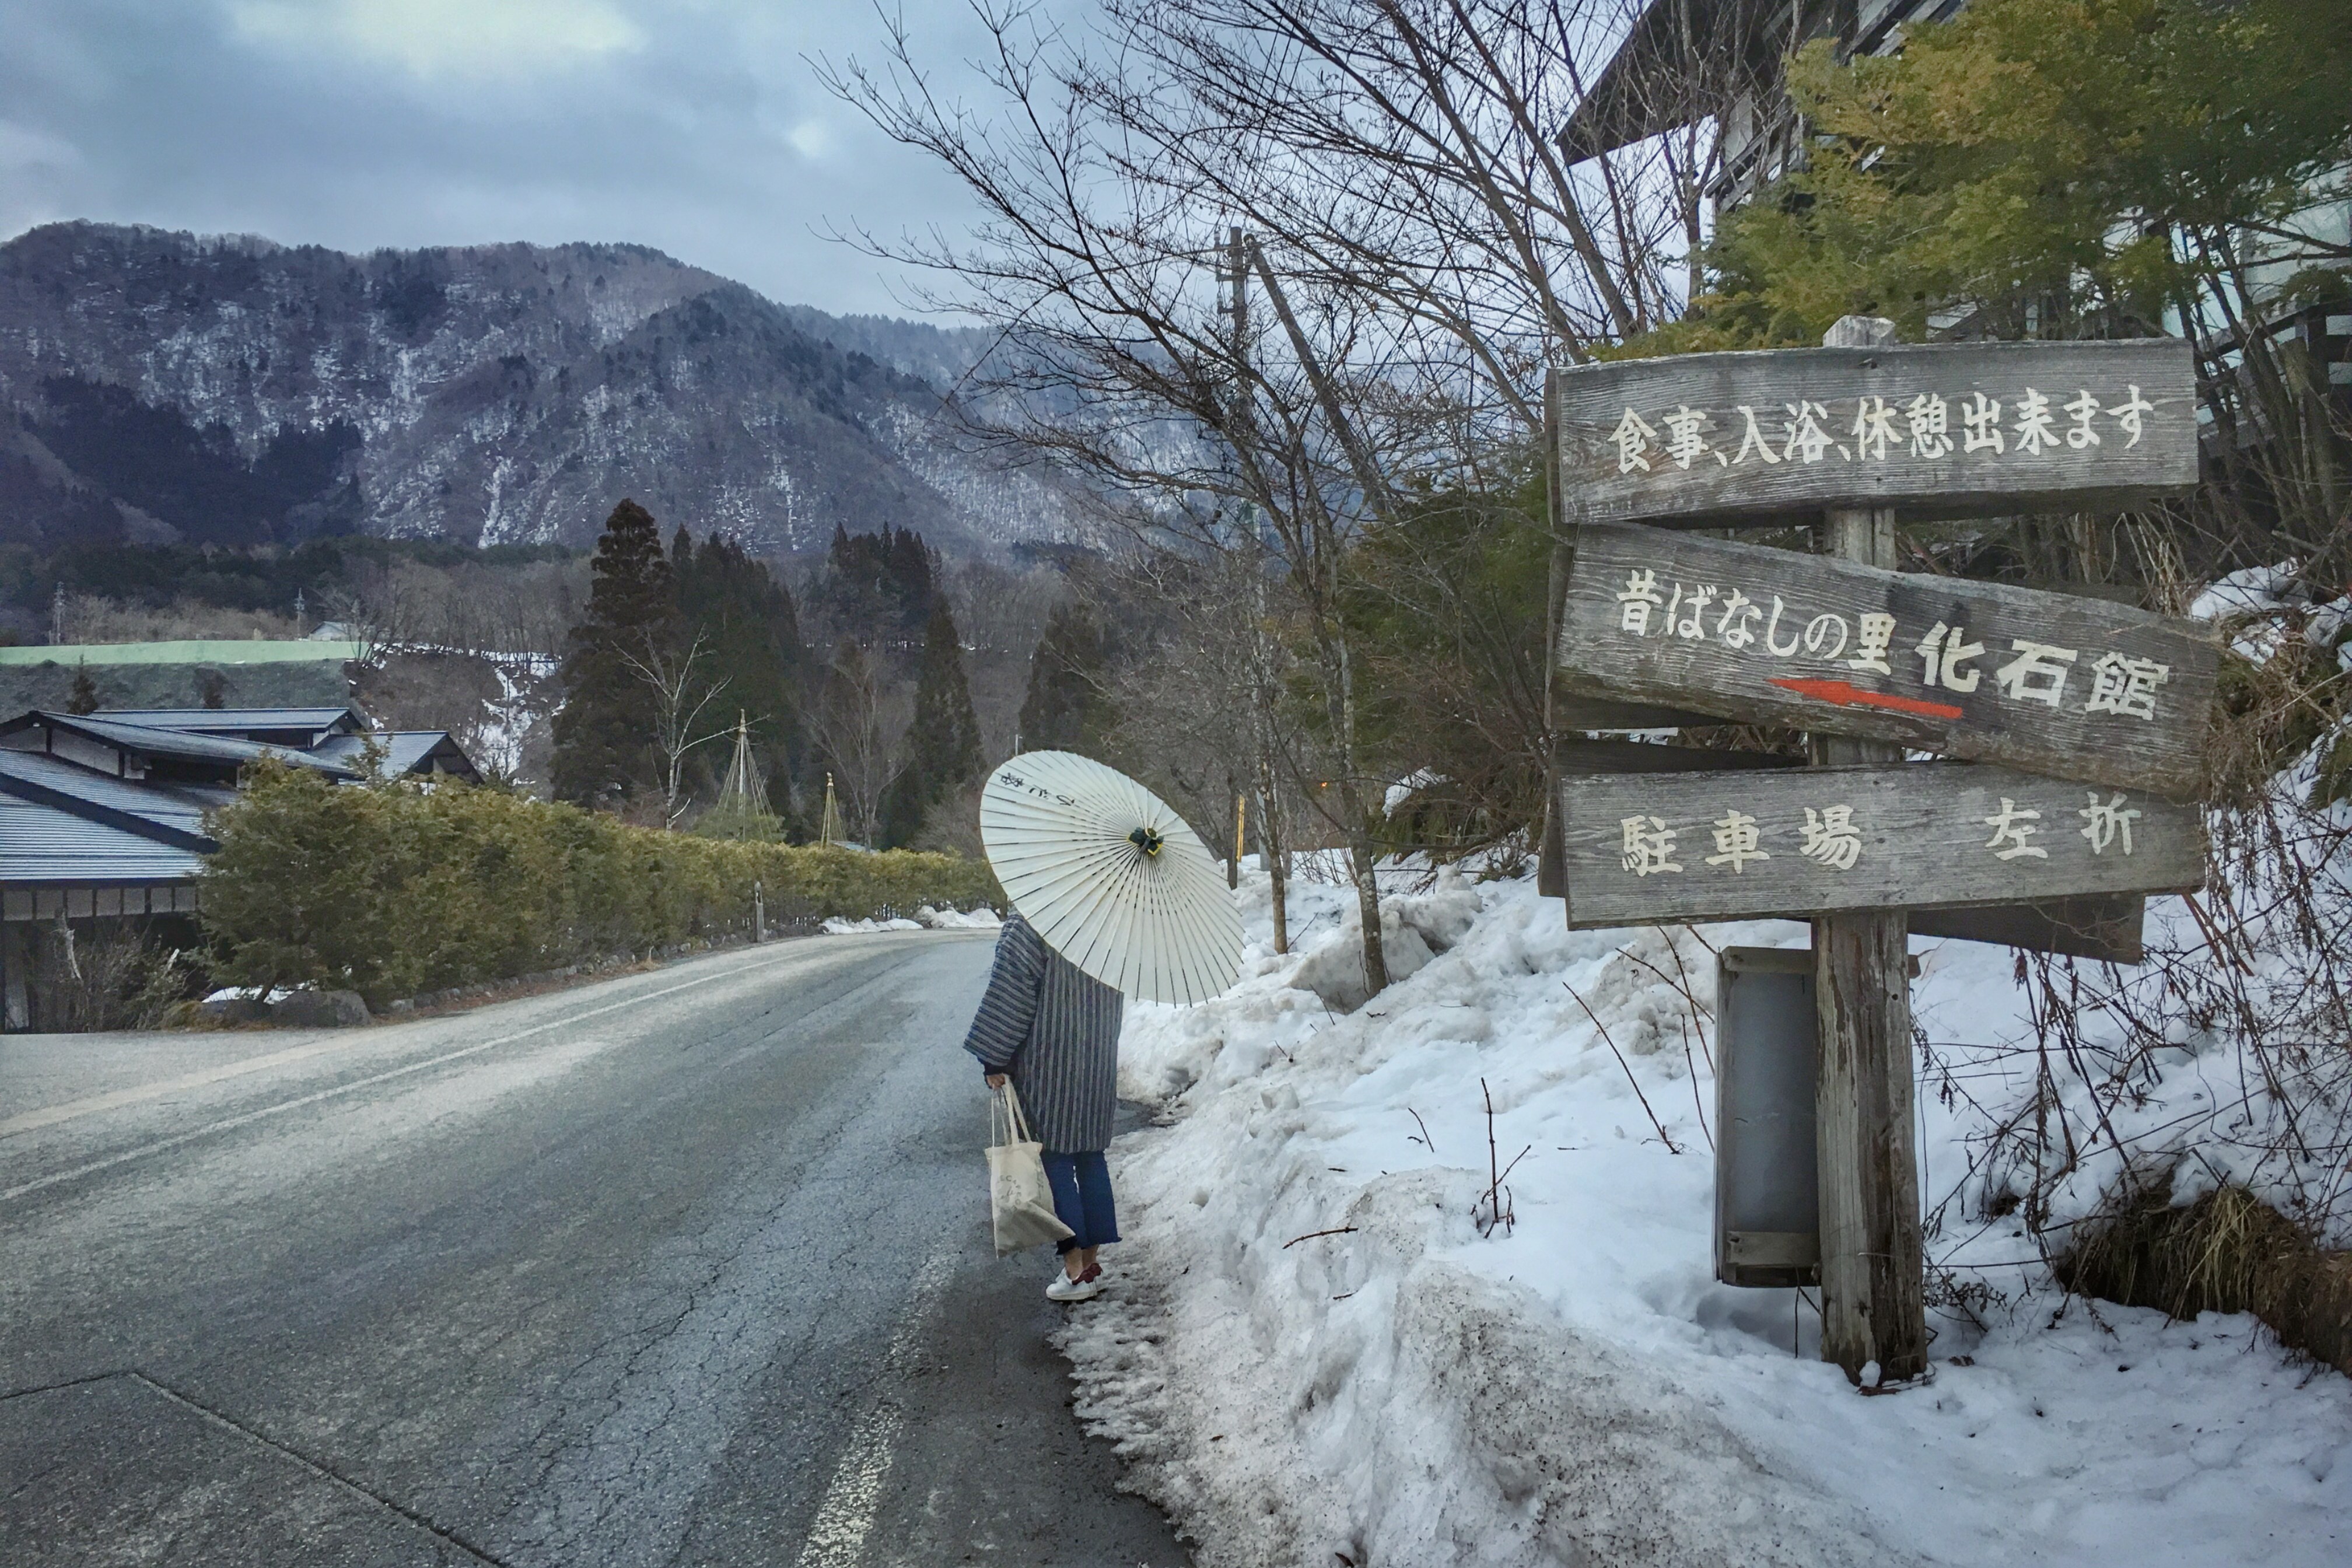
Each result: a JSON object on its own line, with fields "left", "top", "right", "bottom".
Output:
{"left": 1062, "top": 858, "right": 2352, "bottom": 1567}
{"left": 819, "top": 905, "right": 1000, "bottom": 935}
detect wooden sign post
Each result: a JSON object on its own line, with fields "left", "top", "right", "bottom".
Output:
{"left": 1549, "top": 317, "right": 2211, "bottom": 1388}
{"left": 1812, "top": 314, "right": 1923, "bottom": 1378}
{"left": 1556, "top": 761, "right": 2206, "bottom": 926}
{"left": 1551, "top": 335, "right": 2197, "bottom": 527}
{"left": 1551, "top": 518, "right": 2220, "bottom": 800}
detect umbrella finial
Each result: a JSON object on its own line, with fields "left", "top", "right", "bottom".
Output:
{"left": 1128, "top": 826, "right": 1165, "bottom": 858}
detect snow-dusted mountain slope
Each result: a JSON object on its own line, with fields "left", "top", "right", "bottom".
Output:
{"left": 0, "top": 222, "right": 1091, "bottom": 556}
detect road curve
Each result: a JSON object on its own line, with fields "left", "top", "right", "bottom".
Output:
{"left": 0, "top": 932, "right": 1186, "bottom": 1567}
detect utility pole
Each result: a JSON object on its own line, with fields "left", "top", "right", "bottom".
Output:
{"left": 1811, "top": 314, "right": 1926, "bottom": 1386}
{"left": 1245, "top": 239, "right": 1392, "bottom": 522}
{"left": 1223, "top": 225, "right": 1251, "bottom": 436}
{"left": 1539, "top": 368, "right": 1569, "bottom": 899}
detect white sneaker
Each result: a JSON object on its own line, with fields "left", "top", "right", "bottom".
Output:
{"left": 1046, "top": 1271, "right": 1101, "bottom": 1302}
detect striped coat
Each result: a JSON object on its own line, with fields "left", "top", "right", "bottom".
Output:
{"left": 962, "top": 914, "right": 1124, "bottom": 1153}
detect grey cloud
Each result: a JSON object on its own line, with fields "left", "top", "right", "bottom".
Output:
{"left": 0, "top": 0, "right": 997, "bottom": 316}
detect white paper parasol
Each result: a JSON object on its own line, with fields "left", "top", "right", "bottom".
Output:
{"left": 980, "top": 751, "right": 1244, "bottom": 1005}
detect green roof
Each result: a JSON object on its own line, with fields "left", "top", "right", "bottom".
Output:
{"left": 0, "top": 640, "right": 366, "bottom": 667}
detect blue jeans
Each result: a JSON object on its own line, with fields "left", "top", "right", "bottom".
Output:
{"left": 1041, "top": 1151, "right": 1119, "bottom": 1255}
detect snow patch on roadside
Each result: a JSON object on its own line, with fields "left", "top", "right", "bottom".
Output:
{"left": 1061, "top": 859, "right": 2352, "bottom": 1567}
{"left": 820, "top": 907, "right": 998, "bottom": 935}
{"left": 915, "top": 904, "right": 1002, "bottom": 930}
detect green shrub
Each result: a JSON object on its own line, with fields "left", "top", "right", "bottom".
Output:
{"left": 200, "top": 762, "right": 1002, "bottom": 1007}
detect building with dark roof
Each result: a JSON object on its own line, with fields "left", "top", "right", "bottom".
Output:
{"left": 0, "top": 706, "right": 480, "bottom": 1030}
{"left": 1557, "top": 1, "right": 1968, "bottom": 214}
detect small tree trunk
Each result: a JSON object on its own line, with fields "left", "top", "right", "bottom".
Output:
{"left": 1317, "top": 626, "right": 1388, "bottom": 995}
{"left": 1259, "top": 776, "right": 1290, "bottom": 955}
{"left": 1227, "top": 776, "right": 1241, "bottom": 890}
{"left": 1345, "top": 820, "right": 1387, "bottom": 995}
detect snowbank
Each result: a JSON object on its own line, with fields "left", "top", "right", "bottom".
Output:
{"left": 914, "top": 904, "right": 1002, "bottom": 930}
{"left": 1063, "top": 859, "right": 2352, "bottom": 1567}
{"left": 818, "top": 906, "right": 999, "bottom": 935}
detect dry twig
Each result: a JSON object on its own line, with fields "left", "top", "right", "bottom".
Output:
{"left": 1282, "top": 1226, "right": 1359, "bottom": 1248}
{"left": 1564, "top": 980, "right": 1684, "bottom": 1154}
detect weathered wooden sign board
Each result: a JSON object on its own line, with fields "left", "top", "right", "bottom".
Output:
{"left": 1556, "top": 734, "right": 1803, "bottom": 775}
{"left": 1550, "top": 338, "right": 2197, "bottom": 527}
{"left": 1550, "top": 668, "right": 1722, "bottom": 734}
{"left": 1909, "top": 894, "right": 2147, "bottom": 965}
{"left": 1554, "top": 520, "right": 2221, "bottom": 800}
{"left": 1557, "top": 761, "right": 2203, "bottom": 928}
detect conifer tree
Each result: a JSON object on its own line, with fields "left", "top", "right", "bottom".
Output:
{"left": 66, "top": 662, "right": 100, "bottom": 716}
{"left": 879, "top": 597, "right": 982, "bottom": 846}
{"left": 671, "top": 527, "right": 806, "bottom": 820}
{"left": 1017, "top": 601, "right": 1108, "bottom": 752}
{"left": 819, "top": 523, "right": 938, "bottom": 642}
{"left": 551, "top": 499, "right": 674, "bottom": 806}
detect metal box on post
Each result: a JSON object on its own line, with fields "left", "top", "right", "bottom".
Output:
{"left": 1714, "top": 947, "right": 1821, "bottom": 1287}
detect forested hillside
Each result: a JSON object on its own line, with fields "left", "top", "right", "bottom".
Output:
{"left": 0, "top": 222, "right": 1093, "bottom": 559}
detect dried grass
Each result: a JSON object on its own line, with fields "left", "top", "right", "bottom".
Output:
{"left": 2063, "top": 1184, "right": 2352, "bottom": 1377}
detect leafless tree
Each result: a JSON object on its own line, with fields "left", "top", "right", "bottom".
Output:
{"left": 1081, "top": 0, "right": 1709, "bottom": 415}
{"left": 620, "top": 631, "right": 732, "bottom": 825}
{"left": 1105, "top": 546, "right": 1310, "bottom": 951}
{"left": 806, "top": 639, "right": 909, "bottom": 845}
{"left": 817, "top": 1, "right": 1697, "bottom": 992}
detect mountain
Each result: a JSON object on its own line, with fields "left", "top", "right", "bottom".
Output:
{"left": 0, "top": 222, "right": 1090, "bottom": 558}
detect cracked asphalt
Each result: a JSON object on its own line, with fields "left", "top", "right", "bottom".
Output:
{"left": 0, "top": 931, "right": 1188, "bottom": 1567}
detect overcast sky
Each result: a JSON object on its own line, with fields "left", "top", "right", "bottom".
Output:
{"left": 1, "top": 0, "right": 1008, "bottom": 317}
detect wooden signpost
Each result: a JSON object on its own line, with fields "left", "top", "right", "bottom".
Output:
{"left": 1553, "top": 520, "right": 2221, "bottom": 800}
{"left": 1552, "top": 338, "right": 2198, "bottom": 527}
{"left": 1548, "top": 318, "right": 2216, "bottom": 1390}
{"left": 1556, "top": 761, "right": 2204, "bottom": 926}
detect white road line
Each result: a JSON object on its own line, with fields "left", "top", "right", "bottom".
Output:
{"left": 793, "top": 1245, "right": 959, "bottom": 1568}
{"left": 1, "top": 946, "right": 837, "bottom": 1204}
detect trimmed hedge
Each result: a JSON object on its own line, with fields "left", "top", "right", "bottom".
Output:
{"left": 200, "top": 762, "right": 1001, "bottom": 1007}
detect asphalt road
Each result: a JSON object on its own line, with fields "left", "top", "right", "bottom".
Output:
{"left": 0, "top": 932, "right": 1187, "bottom": 1568}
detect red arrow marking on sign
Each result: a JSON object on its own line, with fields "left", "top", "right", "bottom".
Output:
{"left": 1769, "top": 677, "right": 1965, "bottom": 721}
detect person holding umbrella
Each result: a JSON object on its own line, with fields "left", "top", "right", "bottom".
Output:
{"left": 964, "top": 912, "right": 1124, "bottom": 1300}
{"left": 963, "top": 752, "right": 1244, "bottom": 1303}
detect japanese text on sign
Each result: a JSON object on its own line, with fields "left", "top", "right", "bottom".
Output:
{"left": 1608, "top": 386, "right": 2161, "bottom": 478}
{"left": 1555, "top": 762, "right": 2206, "bottom": 928}
{"left": 1550, "top": 339, "right": 2197, "bottom": 525}
{"left": 1615, "top": 790, "right": 2153, "bottom": 879}
{"left": 1609, "top": 565, "right": 2172, "bottom": 724}
{"left": 1552, "top": 520, "right": 2221, "bottom": 800}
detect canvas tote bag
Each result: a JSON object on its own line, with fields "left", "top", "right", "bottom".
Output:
{"left": 987, "top": 1084, "right": 1075, "bottom": 1256}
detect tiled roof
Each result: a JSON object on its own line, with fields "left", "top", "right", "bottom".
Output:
{"left": 0, "top": 798, "right": 208, "bottom": 884}
{"left": 0, "top": 751, "right": 225, "bottom": 848}
{"left": 310, "top": 731, "right": 477, "bottom": 779}
{"left": 97, "top": 707, "right": 366, "bottom": 737}
{"left": 26, "top": 712, "right": 359, "bottom": 776}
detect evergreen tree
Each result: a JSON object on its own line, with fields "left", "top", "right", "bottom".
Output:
{"left": 66, "top": 662, "right": 100, "bottom": 716}
{"left": 885, "top": 526, "right": 937, "bottom": 632}
{"left": 671, "top": 526, "right": 806, "bottom": 823}
{"left": 819, "top": 523, "right": 939, "bottom": 642}
{"left": 551, "top": 499, "right": 674, "bottom": 806}
{"left": 1017, "top": 601, "right": 1109, "bottom": 753}
{"left": 878, "top": 598, "right": 983, "bottom": 846}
